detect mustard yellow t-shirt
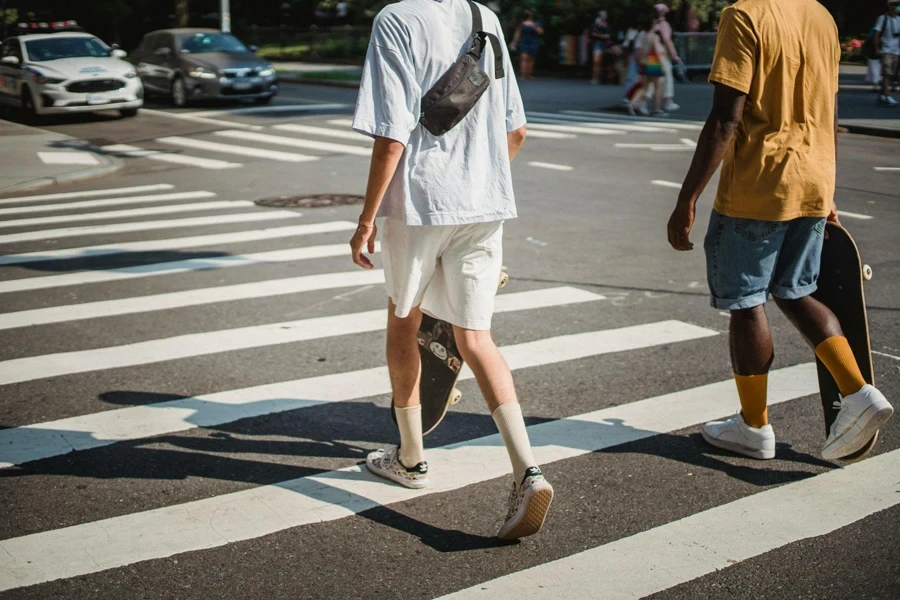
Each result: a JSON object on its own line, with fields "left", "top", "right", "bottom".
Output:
{"left": 709, "top": 0, "right": 841, "bottom": 221}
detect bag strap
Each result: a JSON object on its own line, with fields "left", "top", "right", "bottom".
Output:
{"left": 466, "top": 0, "right": 505, "bottom": 79}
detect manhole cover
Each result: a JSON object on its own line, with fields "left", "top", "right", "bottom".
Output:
{"left": 254, "top": 194, "right": 364, "bottom": 208}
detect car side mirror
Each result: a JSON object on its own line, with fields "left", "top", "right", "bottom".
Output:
{"left": 249, "top": 45, "right": 258, "bottom": 53}
{"left": 1, "top": 56, "right": 20, "bottom": 66}
{"left": 112, "top": 49, "right": 127, "bottom": 59}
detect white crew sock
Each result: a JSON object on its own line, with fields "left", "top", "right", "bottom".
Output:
{"left": 395, "top": 404, "right": 425, "bottom": 468}
{"left": 492, "top": 402, "right": 538, "bottom": 484}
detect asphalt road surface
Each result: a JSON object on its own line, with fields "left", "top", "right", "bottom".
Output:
{"left": 0, "top": 83, "right": 898, "bottom": 599}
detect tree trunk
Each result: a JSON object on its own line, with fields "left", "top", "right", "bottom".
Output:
{"left": 175, "top": 0, "right": 189, "bottom": 27}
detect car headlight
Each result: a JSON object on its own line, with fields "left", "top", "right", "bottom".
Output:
{"left": 258, "top": 67, "right": 275, "bottom": 77}
{"left": 124, "top": 70, "right": 138, "bottom": 79}
{"left": 25, "top": 67, "right": 64, "bottom": 85}
{"left": 188, "top": 67, "right": 218, "bottom": 80}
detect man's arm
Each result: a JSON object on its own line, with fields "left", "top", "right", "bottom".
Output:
{"left": 661, "top": 21, "right": 679, "bottom": 62}
{"left": 508, "top": 125, "right": 527, "bottom": 161}
{"left": 350, "top": 136, "right": 405, "bottom": 269}
{"left": 830, "top": 92, "right": 840, "bottom": 224}
{"left": 666, "top": 83, "right": 745, "bottom": 251}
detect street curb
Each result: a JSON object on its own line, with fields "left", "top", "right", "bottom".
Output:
{"left": 278, "top": 76, "right": 360, "bottom": 89}
{"left": 0, "top": 161, "right": 123, "bottom": 196}
{"left": 840, "top": 123, "right": 900, "bottom": 139}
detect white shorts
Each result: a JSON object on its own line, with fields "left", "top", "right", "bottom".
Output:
{"left": 380, "top": 217, "right": 503, "bottom": 331}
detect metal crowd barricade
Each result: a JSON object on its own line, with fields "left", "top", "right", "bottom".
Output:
{"left": 673, "top": 32, "right": 717, "bottom": 80}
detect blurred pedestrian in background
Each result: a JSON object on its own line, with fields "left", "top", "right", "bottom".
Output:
{"left": 590, "top": 10, "right": 612, "bottom": 84}
{"left": 510, "top": 10, "right": 543, "bottom": 81}
{"left": 621, "top": 23, "right": 643, "bottom": 98}
{"left": 874, "top": 0, "right": 900, "bottom": 105}
{"left": 628, "top": 15, "right": 666, "bottom": 116}
{"left": 647, "top": 3, "right": 681, "bottom": 112}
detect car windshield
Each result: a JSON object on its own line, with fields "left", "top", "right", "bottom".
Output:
{"left": 178, "top": 33, "right": 247, "bottom": 54}
{"left": 24, "top": 37, "right": 110, "bottom": 62}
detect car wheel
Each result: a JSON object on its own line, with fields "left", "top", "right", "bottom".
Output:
{"left": 20, "top": 87, "right": 38, "bottom": 122}
{"left": 119, "top": 108, "right": 139, "bottom": 118}
{"left": 253, "top": 95, "right": 273, "bottom": 105}
{"left": 171, "top": 76, "right": 188, "bottom": 108}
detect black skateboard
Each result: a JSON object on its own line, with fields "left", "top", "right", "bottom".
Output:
{"left": 811, "top": 222, "right": 876, "bottom": 462}
{"left": 391, "top": 272, "right": 509, "bottom": 435}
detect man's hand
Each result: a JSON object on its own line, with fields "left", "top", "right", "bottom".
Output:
{"left": 350, "top": 222, "right": 378, "bottom": 269}
{"left": 667, "top": 202, "right": 696, "bottom": 251}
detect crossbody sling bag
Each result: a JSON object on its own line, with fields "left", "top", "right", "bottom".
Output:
{"left": 418, "top": 0, "right": 505, "bottom": 136}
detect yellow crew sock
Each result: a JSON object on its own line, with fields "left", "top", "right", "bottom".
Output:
{"left": 734, "top": 373, "right": 769, "bottom": 429}
{"left": 815, "top": 336, "right": 866, "bottom": 397}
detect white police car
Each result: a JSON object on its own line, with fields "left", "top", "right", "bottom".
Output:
{"left": 0, "top": 22, "right": 143, "bottom": 119}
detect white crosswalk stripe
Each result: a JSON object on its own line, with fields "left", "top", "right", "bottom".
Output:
{"left": 214, "top": 129, "right": 372, "bottom": 157}
{"left": 157, "top": 136, "right": 319, "bottom": 162}
{"left": 0, "top": 173, "right": 890, "bottom": 597}
{"left": 101, "top": 145, "right": 243, "bottom": 170}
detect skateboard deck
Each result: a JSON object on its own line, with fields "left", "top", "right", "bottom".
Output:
{"left": 811, "top": 222, "right": 876, "bottom": 462}
{"left": 391, "top": 272, "right": 509, "bottom": 436}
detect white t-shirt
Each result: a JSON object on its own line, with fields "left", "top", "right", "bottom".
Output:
{"left": 352, "top": 0, "right": 525, "bottom": 226}
{"left": 876, "top": 14, "right": 900, "bottom": 55}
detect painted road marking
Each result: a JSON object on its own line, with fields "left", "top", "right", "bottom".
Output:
{"left": 0, "top": 221, "right": 356, "bottom": 267}
{"left": 0, "top": 320, "right": 712, "bottom": 469}
{"left": 873, "top": 167, "right": 900, "bottom": 171}
{"left": 101, "top": 145, "right": 242, "bottom": 170}
{"left": 652, "top": 180, "right": 682, "bottom": 189}
{"left": 0, "top": 184, "right": 174, "bottom": 205}
{"left": 156, "top": 137, "right": 319, "bottom": 162}
{"left": 188, "top": 103, "right": 349, "bottom": 118}
{"left": 838, "top": 211, "right": 873, "bottom": 220}
{"left": 441, "top": 447, "right": 900, "bottom": 599}
{"left": 528, "top": 161, "right": 574, "bottom": 172}
{"left": 562, "top": 110, "right": 704, "bottom": 130}
{"left": 272, "top": 123, "right": 375, "bottom": 142}
{"left": 527, "top": 111, "right": 676, "bottom": 133}
{"left": 0, "top": 363, "right": 824, "bottom": 592}
{"left": 527, "top": 122, "right": 623, "bottom": 136}
{"left": 0, "top": 200, "right": 254, "bottom": 230}
{"left": 214, "top": 130, "right": 372, "bottom": 157}
{"left": 36, "top": 152, "right": 99, "bottom": 165}
{"left": 0, "top": 211, "right": 299, "bottom": 245}
{"left": 139, "top": 108, "right": 265, "bottom": 131}
{"left": 0, "top": 287, "right": 604, "bottom": 386}
{"left": 0, "top": 270, "right": 386, "bottom": 330}
{"left": 0, "top": 191, "right": 216, "bottom": 216}
{"left": 615, "top": 139, "right": 697, "bottom": 152}
{"left": 522, "top": 129, "right": 577, "bottom": 139}
{"left": 0, "top": 243, "right": 359, "bottom": 294}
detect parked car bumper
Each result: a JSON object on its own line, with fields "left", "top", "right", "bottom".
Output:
{"left": 185, "top": 75, "right": 278, "bottom": 101}
{"left": 34, "top": 79, "right": 144, "bottom": 115}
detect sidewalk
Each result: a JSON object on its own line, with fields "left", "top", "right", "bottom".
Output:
{"left": 275, "top": 61, "right": 900, "bottom": 136}
{"left": 0, "top": 119, "right": 122, "bottom": 196}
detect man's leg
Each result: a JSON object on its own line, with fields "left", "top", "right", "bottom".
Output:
{"left": 386, "top": 303, "right": 426, "bottom": 469}
{"left": 770, "top": 217, "right": 892, "bottom": 459}
{"left": 452, "top": 327, "right": 535, "bottom": 482}
{"left": 730, "top": 305, "right": 774, "bottom": 429}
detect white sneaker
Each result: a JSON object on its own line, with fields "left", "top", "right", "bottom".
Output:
{"left": 498, "top": 467, "right": 553, "bottom": 541}
{"left": 701, "top": 413, "right": 776, "bottom": 460}
{"left": 822, "top": 385, "right": 893, "bottom": 460}
{"left": 664, "top": 100, "right": 680, "bottom": 111}
{"left": 365, "top": 447, "right": 430, "bottom": 489}
{"left": 879, "top": 95, "right": 899, "bottom": 106}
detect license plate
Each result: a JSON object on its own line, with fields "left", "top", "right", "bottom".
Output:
{"left": 87, "top": 95, "right": 110, "bottom": 105}
{"left": 232, "top": 81, "right": 252, "bottom": 91}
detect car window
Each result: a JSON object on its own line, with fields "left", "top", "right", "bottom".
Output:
{"left": 24, "top": 37, "right": 110, "bottom": 62}
{"left": 1, "top": 39, "right": 23, "bottom": 61}
{"left": 178, "top": 32, "right": 248, "bottom": 54}
{"left": 139, "top": 34, "right": 157, "bottom": 52}
{"left": 152, "top": 34, "right": 173, "bottom": 52}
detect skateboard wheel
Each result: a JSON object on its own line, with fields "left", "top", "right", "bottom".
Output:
{"left": 499, "top": 272, "right": 509, "bottom": 289}
{"left": 449, "top": 388, "right": 462, "bottom": 405}
{"left": 863, "top": 264, "right": 873, "bottom": 281}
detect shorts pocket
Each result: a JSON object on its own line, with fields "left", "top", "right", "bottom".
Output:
{"left": 732, "top": 218, "right": 779, "bottom": 242}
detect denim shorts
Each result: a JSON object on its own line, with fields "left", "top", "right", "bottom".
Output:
{"left": 703, "top": 210, "right": 826, "bottom": 311}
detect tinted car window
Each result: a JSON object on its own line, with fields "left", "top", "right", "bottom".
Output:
{"left": 25, "top": 37, "right": 109, "bottom": 62}
{"left": 178, "top": 33, "right": 248, "bottom": 54}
